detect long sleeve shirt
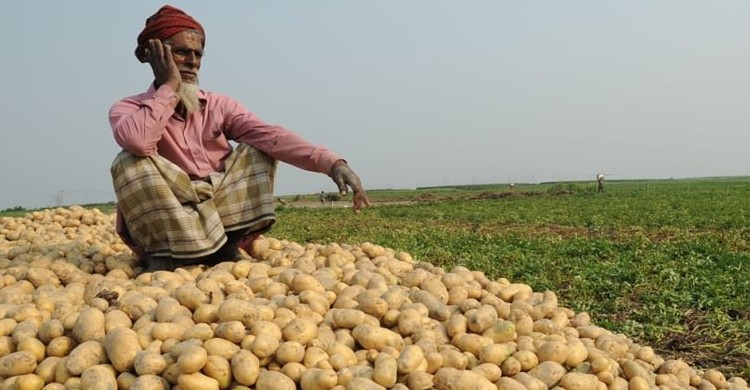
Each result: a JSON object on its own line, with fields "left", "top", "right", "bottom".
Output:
{"left": 109, "top": 84, "right": 343, "bottom": 179}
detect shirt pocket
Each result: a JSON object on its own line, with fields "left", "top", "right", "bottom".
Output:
{"left": 202, "top": 128, "right": 231, "bottom": 151}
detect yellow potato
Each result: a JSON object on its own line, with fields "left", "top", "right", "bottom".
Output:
{"left": 433, "top": 367, "right": 496, "bottom": 390}
{"left": 65, "top": 340, "right": 106, "bottom": 376}
{"left": 282, "top": 317, "right": 318, "bottom": 345}
{"left": 81, "top": 364, "right": 117, "bottom": 390}
{"left": 176, "top": 345, "right": 207, "bottom": 373}
{"left": 276, "top": 341, "right": 306, "bottom": 365}
{"left": 231, "top": 349, "right": 260, "bottom": 386}
{"left": 299, "top": 367, "right": 337, "bottom": 390}
{"left": 372, "top": 352, "right": 398, "bottom": 388}
{"left": 202, "top": 355, "right": 232, "bottom": 389}
{"left": 178, "top": 372, "right": 220, "bottom": 390}
{"left": 256, "top": 370, "right": 297, "bottom": 390}
{"left": 104, "top": 327, "right": 141, "bottom": 373}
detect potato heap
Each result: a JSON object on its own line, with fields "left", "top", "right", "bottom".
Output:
{"left": 0, "top": 206, "right": 748, "bottom": 390}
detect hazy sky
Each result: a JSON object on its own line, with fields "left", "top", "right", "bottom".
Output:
{"left": 1, "top": 0, "right": 748, "bottom": 210}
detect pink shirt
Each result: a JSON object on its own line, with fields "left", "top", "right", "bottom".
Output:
{"left": 109, "top": 84, "right": 343, "bottom": 178}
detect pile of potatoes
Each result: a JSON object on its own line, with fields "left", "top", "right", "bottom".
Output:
{"left": 0, "top": 206, "right": 747, "bottom": 390}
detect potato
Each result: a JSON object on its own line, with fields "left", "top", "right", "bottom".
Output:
{"left": 513, "top": 372, "right": 548, "bottom": 390}
{"left": 104, "top": 310, "right": 133, "bottom": 333}
{"left": 405, "top": 371, "right": 434, "bottom": 390}
{"left": 466, "top": 306, "right": 498, "bottom": 334}
{"left": 282, "top": 361, "right": 307, "bottom": 383}
{"left": 372, "top": 351, "right": 398, "bottom": 387}
{"left": 528, "top": 361, "right": 567, "bottom": 387}
{"left": 452, "top": 333, "right": 493, "bottom": 356}
{"left": 559, "top": 372, "right": 600, "bottom": 390}
{"left": 17, "top": 337, "right": 46, "bottom": 363}
{"left": 250, "top": 320, "right": 283, "bottom": 340}
{"left": 252, "top": 333, "right": 280, "bottom": 358}
{"left": 214, "top": 320, "right": 246, "bottom": 344}
{"left": 479, "top": 343, "right": 515, "bottom": 365}
{"left": 38, "top": 319, "right": 65, "bottom": 344}
{"left": 177, "top": 345, "right": 208, "bottom": 373}
{"left": 256, "top": 370, "right": 297, "bottom": 390}
{"left": 276, "top": 341, "right": 306, "bottom": 365}
{"left": 345, "top": 377, "right": 387, "bottom": 390}
{"left": 10, "top": 374, "right": 45, "bottom": 390}
{"left": 178, "top": 372, "right": 220, "bottom": 390}
{"left": 501, "top": 355, "right": 522, "bottom": 376}
{"left": 133, "top": 350, "right": 167, "bottom": 376}
{"left": 203, "top": 337, "right": 240, "bottom": 360}
{"left": 537, "top": 341, "right": 568, "bottom": 364}
{"left": 129, "top": 374, "right": 170, "bottom": 390}
{"left": 282, "top": 317, "right": 318, "bottom": 345}
{"left": 300, "top": 367, "right": 338, "bottom": 390}
{"left": 65, "top": 341, "right": 106, "bottom": 375}
{"left": 513, "top": 349, "right": 539, "bottom": 371}
{"left": 397, "top": 345, "right": 425, "bottom": 375}
{"left": 182, "top": 323, "right": 214, "bottom": 341}
{"left": 202, "top": 355, "right": 232, "bottom": 389}
{"left": 231, "top": 350, "right": 260, "bottom": 385}
{"left": 104, "top": 327, "right": 141, "bottom": 373}
{"left": 351, "top": 324, "right": 404, "bottom": 351}
{"left": 433, "top": 367, "right": 496, "bottom": 390}
{"left": 173, "top": 284, "right": 209, "bottom": 311}
{"left": 439, "top": 348, "right": 468, "bottom": 370}
{"left": 81, "top": 364, "right": 117, "bottom": 390}
{"left": 34, "top": 355, "right": 61, "bottom": 384}
{"left": 628, "top": 376, "right": 650, "bottom": 390}
{"left": 472, "top": 362, "right": 502, "bottom": 382}
{"left": 482, "top": 319, "right": 516, "bottom": 343}
{"left": 565, "top": 339, "right": 588, "bottom": 367}
{"left": 0, "top": 350, "right": 37, "bottom": 377}
{"left": 193, "top": 303, "right": 219, "bottom": 324}
{"left": 496, "top": 377, "right": 529, "bottom": 390}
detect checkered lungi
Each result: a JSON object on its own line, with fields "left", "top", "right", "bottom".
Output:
{"left": 111, "top": 144, "right": 277, "bottom": 259}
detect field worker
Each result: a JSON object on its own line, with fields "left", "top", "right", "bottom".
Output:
{"left": 597, "top": 173, "right": 605, "bottom": 193}
{"left": 109, "top": 5, "right": 370, "bottom": 272}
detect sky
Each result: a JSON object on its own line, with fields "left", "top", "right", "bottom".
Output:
{"left": 1, "top": 0, "right": 748, "bottom": 210}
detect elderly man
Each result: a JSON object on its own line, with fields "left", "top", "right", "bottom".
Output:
{"left": 110, "top": 5, "right": 370, "bottom": 272}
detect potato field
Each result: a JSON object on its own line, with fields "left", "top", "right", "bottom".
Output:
{"left": 0, "top": 177, "right": 748, "bottom": 389}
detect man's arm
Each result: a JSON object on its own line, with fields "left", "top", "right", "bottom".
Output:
{"left": 222, "top": 99, "right": 343, "bottom": 173}
{"left": 110, "top": 40, "right": 182, "bottom": 156}
{"left": 109, "top": 85, "right": 179, "bottom": 156}
{"left": 221, "top": 97, "right": 370, "bottom": 212}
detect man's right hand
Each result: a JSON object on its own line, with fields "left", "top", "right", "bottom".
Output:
{"left": 144, "top": 39, "right": 181, "bottom": 90}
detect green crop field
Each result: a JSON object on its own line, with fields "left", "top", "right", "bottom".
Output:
{"left": 271, "top": 177, "right": 750, "bottom": 378}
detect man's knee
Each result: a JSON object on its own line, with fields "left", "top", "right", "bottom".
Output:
{"left": 110, "top": 151, "right": 151, "bottom": 176}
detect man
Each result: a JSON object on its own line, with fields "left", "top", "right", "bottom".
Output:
{"left": 109, "top": 5, "right": 370, "bottom": 272}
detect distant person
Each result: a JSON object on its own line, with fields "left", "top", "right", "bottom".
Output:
{"left": 108, "top": 5, "right": 371, "bottom": 272}
{"left": 596, "top": 173, "right": 605, "bottom": 193}
{"left": 319, "top": 190, "right": 326, "bottom": 205}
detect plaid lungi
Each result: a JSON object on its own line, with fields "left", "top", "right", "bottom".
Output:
{"left": 111, "top": 144, "right": 277, "bottom": 259}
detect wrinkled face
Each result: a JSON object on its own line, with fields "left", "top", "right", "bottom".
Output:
{"left": 164, "top": 30, "right": 204, "bottom": 84}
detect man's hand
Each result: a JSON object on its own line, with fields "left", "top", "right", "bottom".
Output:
{"left": 144, "top": 39, "right": 181, "bottom": 90}
{"left": 330, "top": 160, "right": 371, "bottom": 213}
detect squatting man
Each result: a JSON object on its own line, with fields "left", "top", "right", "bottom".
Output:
{"left": 109, "top": 5, "right": 371, "bottom": 272}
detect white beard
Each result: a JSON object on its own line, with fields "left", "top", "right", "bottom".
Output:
{"left": 178, "top": 82, "right": 201, "bottom": 114}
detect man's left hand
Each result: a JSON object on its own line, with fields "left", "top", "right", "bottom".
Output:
{"left": 330, "top": 160, "right": 371, "bottom": 213}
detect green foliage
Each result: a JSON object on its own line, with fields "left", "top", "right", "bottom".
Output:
{"left": 1, "top": 206, "right": 26, "bottom": 212}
